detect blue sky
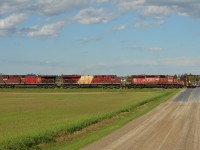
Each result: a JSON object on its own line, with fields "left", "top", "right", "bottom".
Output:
{"left": 0, "top": 0, "right": 200, "bottom": 75}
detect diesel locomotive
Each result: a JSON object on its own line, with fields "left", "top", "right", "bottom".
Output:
{"left": 0, "top": 74, "right": 182, "bottom": 88}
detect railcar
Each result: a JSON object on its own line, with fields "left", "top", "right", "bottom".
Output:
{"left": 61, "top": 75, "right": 81, "bottom": 88}
{"left": 126, "top": 75, "right": 182, "bottom": 88}
{"left": 0, "top": 75, "right": 57, "bottom": 88}
{"left": 0, "top": 75, "right": 23, "bottom": 88}
{"left": 92, "top": 75, "right": 121, "bottom": 88}
{"left": 60, "top": 75, "right": 121, "bottom": 88}
{"left": 184, "top": 74, "right": 200, "bottom": 88}
{"left": 0, "top": 74, "right": 182, "bottom": 89}
{"left": 37, "top": 75, "right": 57, "bottom": 88}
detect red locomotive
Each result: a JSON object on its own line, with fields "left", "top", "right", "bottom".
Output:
{"left": 127, "top": 75, "right": 182, "bottom": 88}
{"left": 0, "top": 74, "right": 182, "bottom": 88}
{"left": 60, "top": 75, "right": 121, "bottom": 88}
{"left": 0, "top": 75, "right": 56, "bottom": 88}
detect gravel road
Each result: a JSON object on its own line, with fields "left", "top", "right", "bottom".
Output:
{"left": 83, "top": 88, "right": 200, "bottom": 150}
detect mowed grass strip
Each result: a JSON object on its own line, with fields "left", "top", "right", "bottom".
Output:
{"left": 0, "top": 89, "right": 179, "bottom": 149}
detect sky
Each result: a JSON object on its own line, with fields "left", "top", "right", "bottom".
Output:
{"left": 0, "top": 0, "right": 200, "bottom": 75}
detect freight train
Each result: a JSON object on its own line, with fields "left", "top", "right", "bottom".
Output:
{"left": 0, "top": 74, "right": 182, "bottom": 88}
{"left": 184, "top": 74, "right": 200, "bottom": 88}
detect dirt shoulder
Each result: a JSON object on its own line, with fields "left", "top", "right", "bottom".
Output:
{"left": 83, "top": 89, "right": 200, "bottom": 150}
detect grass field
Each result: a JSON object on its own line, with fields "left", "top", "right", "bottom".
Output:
{"left": 0, "top": 88, "right": 180, "bottom": 149}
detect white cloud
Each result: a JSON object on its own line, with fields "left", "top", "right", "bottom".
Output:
{"left": 144, "top": 1, "right": 200, "bottom": 18}
{"left": 1, "top": 0, "right": 200, "bottom": 37}
{"left": 34, "top": 0, "right": 89, "bottom": 16}
{"left": 0, "top": 13, "right": 27, "bottom": 36}
{"left": 121, "top": 56, "right": 200, "bottom": 68}
{"left": 125, "top": 56, "right": 200, "bottom": 68}
{"left": 94, "top": 0, "right": 112, "bottom": 5}
{"left": 0, "top": 14, "right": 27, "bottom": 29}
{"left": 162, "top": 57, "right": 200, "bottom": 67}
{"left": 120, "top": 60, "right": 158, "bottom": 66}
{"left": 115, "top": 1, "right": 200, "bottom": 19}
{"left": 117, "top": 0, "right": 145, "bottom": 12}
{"left": 134, "top": 20, "right": 164, "bottom": 28}
{"left": 141, "top": 6, "right": 172, "bottom": 19}
{"left": 0, "top": 0, "right": 30, "bottom": 15}
{"left": 4, "top": 56, "right": 200, "bottom": 75}
{"left": 28, "top": 21, "right": 65, "bottom": 37}
{"left": 148, "top": 47, "right": 163, "bottom": 52}
{"left": 79, "top": 36, "right": 103, "bottom": 43}
{"left": 113, "top": 24, "right": 127, "bottom": 32}
{"left": 74, "top": 8, "right": 115, "bottom": 24}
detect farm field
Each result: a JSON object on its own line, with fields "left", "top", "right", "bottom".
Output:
{"left": 0, "top": 88, "right": 179, "bottom": 149}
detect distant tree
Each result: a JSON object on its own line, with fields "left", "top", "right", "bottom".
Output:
{"left": 179, "top": 74, "right": 185, "bottom": 81}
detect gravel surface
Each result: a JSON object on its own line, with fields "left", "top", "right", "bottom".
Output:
{"left": 173, "top": 88, "right": 200, "bottom": 102}
{"left": 83, "top": 88, "right": 200, "bottom": 150}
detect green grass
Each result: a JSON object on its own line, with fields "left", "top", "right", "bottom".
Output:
{"left": 0, "top": 88, "right": 180, "bottom": 149}
{"left": 45, "top": 89, "right": 179, "bottom": 150}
